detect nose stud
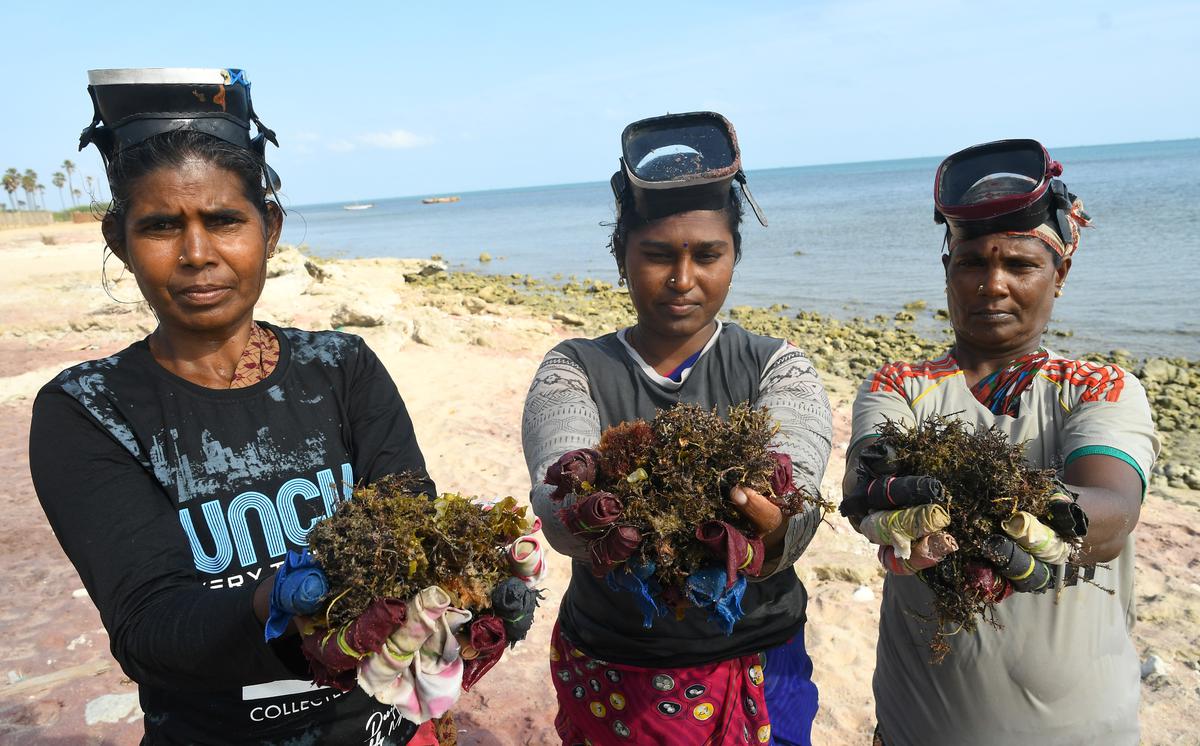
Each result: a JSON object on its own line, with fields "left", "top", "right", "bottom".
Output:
{"left": 669, "top": 277, "right": 677, "bottom": 285}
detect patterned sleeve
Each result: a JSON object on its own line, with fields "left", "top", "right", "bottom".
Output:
{"left": 753, "top": 342, "right": 834, "bottom": 575}
{"left": 520, "top": 350, "right": 602, "bottom": 561}
{"left": 1058, "top": 364, "right": 1160, "bottom": 490}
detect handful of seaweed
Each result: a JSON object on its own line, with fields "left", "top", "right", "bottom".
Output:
{"left": 300, "top": 473, "right": 545, "bottom": 715}
{"left": 845, "top": 417, "right": 1088, "bottom": 662}
{"left": 545, "top": 402, "right": 829, "bottom": 634}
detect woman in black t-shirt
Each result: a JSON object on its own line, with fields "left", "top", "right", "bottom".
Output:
{"left": 29, "top": 68, "right": 432, "bottom": 745}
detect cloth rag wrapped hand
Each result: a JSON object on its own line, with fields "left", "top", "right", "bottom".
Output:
{"left": 460, "top": 615, "right": 507, "bottom": 692}
{"left": 859, "top": 503, "right": 951, "bottom": 560}
{"left": 557, "top": 491, "right": 622, "bottom": 535}
{"left": 695, "top": 520, "right": 765, "bottom": 587}
{"left": 506, "top": 534, "right": 548, "bottom": 587}
{"left": 357, "top": 585, "right": 473, "bottom": 724}
{"left": 490, "top": 576, "right": 542, "bottom": 643}
{"left": 300, "top": 597, "right": 407, "bottom": 691}
{"left": 265, "top": 549, "right": 329, "bottom": 642}
{"left": 544, "top": 448, "right": 601, "bottom": 501}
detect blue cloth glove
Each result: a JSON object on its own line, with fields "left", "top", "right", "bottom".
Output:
{"left": 685, "top": 567, "right": 747, "bottom": 635}
{"left": 265, "top": 549, "right": 328, "bottom": 642}
{"left": 605, "top": 559, "right": 668, "bottom": 628}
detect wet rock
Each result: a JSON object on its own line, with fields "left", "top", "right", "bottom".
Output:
{"left": 903, "top": 300, "right": 927, "bottom": 311}
{"left": 479, "top": 252, "right": 492, "bottom": 263}
{"left": 1141, "top": 653, "right": 1172, "bottom": 679}
{"left": 852, "top": 585, "right": 876, "bottom": 602}
{"left": 552, "top": 311, "right": 586, "bottom": 327}
{"left": 266, "top": 246, "right": 309, "bottom": 278}
{"left": 331, "top": 303, "right": 387, "bottom": 328}
{"left": 85, "top": 693, "right": 142, "bottom": 725}
{"left": 463, "top": 297, "right": 488, "bottom": 314}
{"left": 304, "top": 260, "right": 329, "bottom": 282}
{"left": 401, "top": 260, "right": 447, "bottom": 282}
{"left": 413, "top": 317, "right": 461, "bottom": 347}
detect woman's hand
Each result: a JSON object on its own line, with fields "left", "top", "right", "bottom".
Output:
{"left": 729, "top": 486, "right": 788, "bottom": 552}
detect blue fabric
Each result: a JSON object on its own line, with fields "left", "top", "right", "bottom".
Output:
{"left": 605, "top": 560, "right": 668, "bottom": 628}
{"left": 666, "top": 348, "right": 704, "bottom": 382}
{"left": 684, "top": 567, "right": 747, "bottom": 635}
{"left": 264, "top": 549, "right": 328, "bottom": 642}
{"left": 763, "top": 630, "right": 819, "bottom": 746}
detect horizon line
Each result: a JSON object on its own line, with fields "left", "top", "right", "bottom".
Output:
{"left": 290, "top": 135, "right": 1199, "bottom": 210}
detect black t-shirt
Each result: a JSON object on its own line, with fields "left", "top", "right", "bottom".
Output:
{"left": 29, "top": 323, "right": 431, "bottom": 745}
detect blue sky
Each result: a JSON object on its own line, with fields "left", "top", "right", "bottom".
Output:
{"left": 4, "top": 0, "right": 1197, "bottom": 206}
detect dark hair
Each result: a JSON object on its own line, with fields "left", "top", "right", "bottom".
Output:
{"left": 103, "top": 130, "right": 276, "bottom": 243}
{"left": 609, "top": 187, "right": 744, "bottom": 270}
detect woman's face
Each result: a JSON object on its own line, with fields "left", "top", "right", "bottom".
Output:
{"left": 943, "top": 233, "right": 1071, "bottom": 356}
{"left": 622, "top": 210, "right": 736, "bottom": 342}
{"left": 105, "top": 157, "right": 281, "bottom": 336}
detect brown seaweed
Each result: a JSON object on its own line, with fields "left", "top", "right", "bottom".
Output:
{"left": 307, "top": 473, "right": 532, "bottom": 627}
{"left": 869, "top": 416, "right": 1064, "bottom": 662}
{"left": 591, "top": 403, "right": 828, "bottom": 597}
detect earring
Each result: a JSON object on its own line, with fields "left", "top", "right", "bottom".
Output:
{"left": 1055, "top": 286, "right": 1063, "bottom": 297}
{"left": 618, "top": 276, "right": 626, "bottom": 287}
{"left": 977, "top": 284, "right": 985, "bottom": 295}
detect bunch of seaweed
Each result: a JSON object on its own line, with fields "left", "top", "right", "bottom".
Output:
{"left": 307, "top": 473, "right": 534, "bottom": 627}
{"left": 546, "top": 402, "right": 830, "bottom": 630}
{"left": 864, "top": 416, "right": 1075, "bottom": 661}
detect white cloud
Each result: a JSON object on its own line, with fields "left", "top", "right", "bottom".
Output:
{"left": 358, "top": 129, "right": 433, "bottom": 149}
{"left": 325, "top": 129, "right": 434, "bottom": 153}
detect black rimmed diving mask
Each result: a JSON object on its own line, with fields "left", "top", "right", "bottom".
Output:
{"left": 610, "top": 111, "right": 767, "bottom": 226}
{"left": 933, "top": 138, "right": 1077, "bottom": 246}
{"left": 79, "top": 67, "right": 281, "bottom": 191}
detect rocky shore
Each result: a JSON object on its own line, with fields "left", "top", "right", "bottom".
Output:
{"left": 399, "top": 260, "right": 1199, "bottom": 479}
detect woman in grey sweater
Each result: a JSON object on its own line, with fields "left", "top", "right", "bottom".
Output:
{"left": 521, "top": 112, "right": 832, "bottom": 746}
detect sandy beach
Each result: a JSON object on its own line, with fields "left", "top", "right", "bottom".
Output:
{"left": 0, "top": 222, "right": 1196, "bottom": 744}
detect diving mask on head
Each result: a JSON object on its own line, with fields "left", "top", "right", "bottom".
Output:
{"left": 79, "top": 67, "right": 281, "bottom": 191}
{"left": 934, "top": 138, "right": 1077, "bottom": 247}
{"left": 611, "top": 111, "right": 767, "bottom": 226}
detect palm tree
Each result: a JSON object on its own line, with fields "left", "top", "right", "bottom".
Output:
{"left": 2, "top": 168, "right": 19, "bottom": 211}
{"left": 85, "top": 175, "right": 95, "bottom": 199}
{"left": 62, "top": 160, "right": 77, "bottom": 206}
{"left": 22, "top": 169, "right": 38, "bottom": 210}
{"left": 52, "top": 172, "right": 66, "bottom": 209}
{"left": 37, "top": 184, "right": 47, "bottom": 210}
{"left": 72, "top": 188, "right": 82, "bottom": 203}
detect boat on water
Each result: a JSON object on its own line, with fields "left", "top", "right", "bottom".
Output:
{"left": 421, "top": 196, "right": 460, "bottom": 204}
{"left": 343, "top": 202, "right": 374, "bottom": 211}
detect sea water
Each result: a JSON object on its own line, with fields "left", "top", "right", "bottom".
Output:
{"left": 283, "top": 139, "right": 1199, "bottom": 359}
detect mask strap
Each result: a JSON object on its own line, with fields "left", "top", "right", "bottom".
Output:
{"left": 735, "top": 171, "right": 768, "bottom": 227}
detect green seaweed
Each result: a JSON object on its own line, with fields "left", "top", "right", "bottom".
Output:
{"left": 307, "top": 474, "right": 531, "bottom": 627}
